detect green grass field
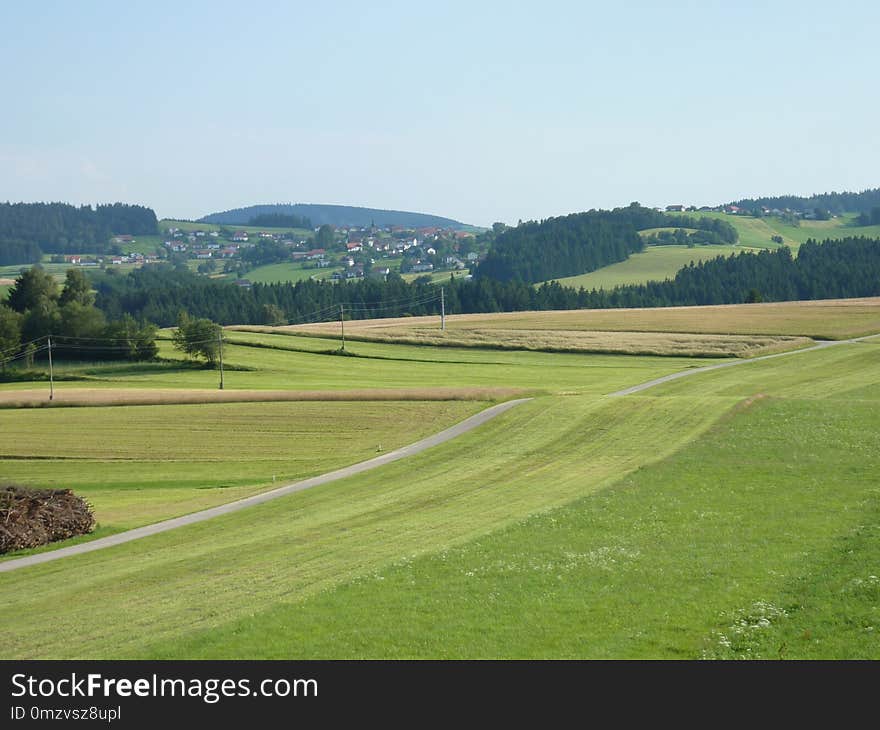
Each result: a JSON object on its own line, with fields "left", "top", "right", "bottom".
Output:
{"left": 762, "top": 213, "right": 880, "bottom": 245}
{"left": 548, "top": 244, "right": 740, "bottom": 290}
{"left": 0, "top": 400, "right": 486, "bottom": 535}
{"left": 244, "top": 262, "right": 342, "bottom": 283}
{"left": 117, "top": 235, "right": 163, "bottom": 255}
{"left": 179, "top": 389, "right": 877, "bottom": 659}
{"left": 673, "top": 211, "right": 880, "bottom": 251}
{"left": 1, "top": 339, "right": 877, "bottom": 658}
{"left": 0, "top": 307, "right": 877, "bottom": 659}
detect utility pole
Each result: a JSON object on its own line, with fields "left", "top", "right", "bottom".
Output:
{"left": 47, "top": 336, "right": 54, "bottom": 401}
{"left": 441, "top": 287, "right": 446, "bottom": 331}
{"left": 218, "top": 331, "right": 224, "bottom": 390}
{"left": 340, "top": 304, "right": 346, "bottom": 351}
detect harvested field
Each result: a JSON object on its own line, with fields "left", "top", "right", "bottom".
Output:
{"left": 0, "top": 386, "right": 526, "bottom": 409}
{"left": 257, "top": 297, "right": 880, "bottom": 341}
{"left": 0, "top": 278, "right": 14, "bottom": 286}
{"left": 241, "top": 325, "right": 812, "bottom": 358}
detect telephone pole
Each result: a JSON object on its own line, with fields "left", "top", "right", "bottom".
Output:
{"left": 340, "top": 304, "right": 346, "bottom": 351}
{"left": 218, "top": 331, "right": 224, "bottom": 390}
{"left": 440, "top": 287, "right": 446, "bottom": 331}
{"left": 47, "top": 336, "right": 54, "bottom": 401}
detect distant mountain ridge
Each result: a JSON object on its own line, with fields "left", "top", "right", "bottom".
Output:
{"left": 198, "top": 203, "right": 468, "bottom": 229}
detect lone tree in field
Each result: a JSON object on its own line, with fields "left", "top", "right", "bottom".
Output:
{"left": 172, "top": 312, "right": 222, "bottom": 364}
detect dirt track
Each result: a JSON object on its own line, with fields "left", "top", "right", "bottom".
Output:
{"left": 608, "top": 333, "right": 879, "bottom": 396}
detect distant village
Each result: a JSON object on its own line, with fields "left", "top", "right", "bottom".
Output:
{"left": 59, "top": 202, "right": 834, "bottom": 279}
{"left": 57, "top": 223, "right": 486, "bottom": 285}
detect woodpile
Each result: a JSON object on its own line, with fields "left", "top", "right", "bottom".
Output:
{"left": 0, "top": 485, "right": 95, "bottom": 554}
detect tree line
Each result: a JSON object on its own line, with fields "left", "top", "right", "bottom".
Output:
{"left": 726, "top": 188, "right": 880, "bottom": 216}
{"left": 84, "top": 235, "right": 880, "bottom": 326}
{"left": 856, "top": 207, "right": 880, "bottom": 226}
{"left": 3, "top": 235, "right": 879, "bottom": 370}
{"left": 0, "top": 202, "right": 159, "bottom": 265}
{"left": 474, "top": 203, "right": 737, "bottom": 283}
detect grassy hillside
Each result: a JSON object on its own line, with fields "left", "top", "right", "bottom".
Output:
{"left": 0, "top": 401, "right": 485, "bottom": 534}
{"left": 0, "top": 390, "right": 735, "bottom": 658}
{"left": 242, "top": 262, "right": 342, "bottom": 284}
{"left": 548, "top": 244, "right": 740, "bottom": 290}
{"left": 1, "top": 304, "right": 877, "bottom": 659}
{"left": 171, "top": 352, "right": 878, "bottom": 659}
{"left": 1, "top": 336, "right": 877, "bottom": 658}
{"left": 675, "top": 211, "right": 880, "bottom": 251}
{"left": 196, "top": 204, "right": 466, "bottom": 230}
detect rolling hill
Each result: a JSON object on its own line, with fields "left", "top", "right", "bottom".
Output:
{"left": 198, "top": 203, "right": 469, "bottom": 230}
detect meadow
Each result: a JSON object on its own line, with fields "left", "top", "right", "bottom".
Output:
{"left": 676, "top": 211, "right": 880, "bottom": 251}
{"left": 1, "top": 334, "right": 713, "bottom": 396}
{"left": 0, "top": 302, "right": 878, "bottom": 659}
{"left": 176, "top": 388, "right": 877, "bottom": 659}
{"left": 241, "top": 261, "right": 342, "bottom": 283}
{"left": 0, "top": 400, "right": 487, "bottom": 534}
{"left": 548, "top": 244, "right": 742, "bottom": 290}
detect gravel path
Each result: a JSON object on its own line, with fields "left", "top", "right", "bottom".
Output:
{"left": 608, "top": 335, "right": 877, "bottom": 397}
{"left": 0, "top": 398, "right": 532, "bottom": 573}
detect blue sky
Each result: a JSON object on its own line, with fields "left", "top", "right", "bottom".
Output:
{"left": 1, "top": 0, "right": 878, "bottom": 225}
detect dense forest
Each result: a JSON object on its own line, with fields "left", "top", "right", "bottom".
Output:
{"left": 84, "top": 236, "right": 880, "bottom": 327}
{"left": 0, "top": 202, "right": 159, "bottom": 264}
{"left": 199, "top": 203, "right": 466, "bottom": 229}
{"left": 475, "top": 204, "right": 738, "bottom": 283}
{"left": 726, "top": 187, "right": 880, "bottom": 216}
{"left": 856, "top": 207, "right": 880, "bottom": 226}
{"left": 246, "top": 212, "right": 312, "bottom": 228}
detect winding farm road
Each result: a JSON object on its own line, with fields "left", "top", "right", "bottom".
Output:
{"left": 3, "top": 332, "right": 877, "bottom": 574}
{"left": 609, "top": 334, "right": 878, "bottom": 397}
{"left": 0, "top": 398, "right": 532, "bottom": 574}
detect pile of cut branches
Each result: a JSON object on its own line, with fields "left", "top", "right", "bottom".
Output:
{"left": 0, "top": 485, "right": 95, "bottom": 554}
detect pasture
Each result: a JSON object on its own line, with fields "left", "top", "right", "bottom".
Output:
{"left": 0, "top": 400, "right": 487, "bottom": 535}
{"left": 182, "top": 386, "right": 878, "bottom": 659}
{"left": 0, "top": 303, "right": 877, "bottom": 659}
{"left": 547, "top": 244, "right": 741, "bottom": 290}
{"left": 676, "top": 211, "right": 880, "bottom": 251}
{"left": 243, "top": 261, "right": 342, "bottom": 284}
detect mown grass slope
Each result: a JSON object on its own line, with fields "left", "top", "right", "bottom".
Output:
{"left": 548, "top": 244, "right": 741, "bottom": 290}
{"left": 243, "top": 262, "right": 341, "bottom": 283}
{"left": 0, "top": 316, "right": 876, "bottom": 659}
{"left": 0, "top": 400, "right": 486, "bottom": 533}
{"left": 140, "top": 340, "right": 880, "bottom": 659}
{"left": 0, "top": 377, "right": 734, "bottom": 658}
